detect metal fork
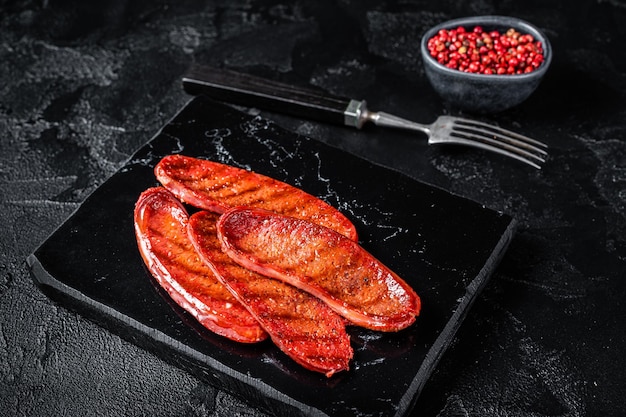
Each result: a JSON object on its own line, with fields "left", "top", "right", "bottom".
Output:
{"left": 352, "top": 106, "right": 548, "bottom": 169}
{"left": 182, "top": 64, "right": 548, "bottom": 169}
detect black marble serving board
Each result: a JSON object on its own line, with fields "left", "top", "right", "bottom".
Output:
{"left": 27, "top": 96, "right": 515, "bottom": 417}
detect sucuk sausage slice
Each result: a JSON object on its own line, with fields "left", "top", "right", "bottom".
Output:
{"left": 154, "top": 154, "right": 358, "bottom": 241}
{"left": 134, "top": 187, "right": 267, "bottom": 343}
{"left": 217, "top": 207, "right": 421, "bottom": 332}
{"left": 188, "top": 210, "right": 353, "bottom": 377}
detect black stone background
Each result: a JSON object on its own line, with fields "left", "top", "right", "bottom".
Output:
{"left": 1, "top": 1, "right": 625, "bottom": 416}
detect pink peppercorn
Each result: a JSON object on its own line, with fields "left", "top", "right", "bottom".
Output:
{"left": 427, "top": 26, "right": 545, "bottom": 75}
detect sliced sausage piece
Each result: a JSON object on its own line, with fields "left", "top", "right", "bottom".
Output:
{"left": 134, "top": 187, "right": 267, "bottom": 343}
{"left": 188, "top": 210, "right": 353, "bottom": 377}
{"left": 217, "top": 207, "right": 421, "bottom": 332}
{"left": 154, "top": 154, "right": 358, "bottom": 241}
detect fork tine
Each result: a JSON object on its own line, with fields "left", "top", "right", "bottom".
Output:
{"left": 449, "top": 135, "right": 545, "bottom": 169}
{"left": 449, "top": 118, "right": 548, "bottom": 168}
{"left": 453, "top": 118, "right": 548, "bottom": 153}
{"left": 448, "top": 130, "right": 546, "bottom": 169}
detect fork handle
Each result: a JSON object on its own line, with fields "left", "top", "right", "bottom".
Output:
{"left": 182, "top": 64, "right": 368, "bottom": 128}
{"left": 367, "top": 111, "right": 430, "bottom": 135}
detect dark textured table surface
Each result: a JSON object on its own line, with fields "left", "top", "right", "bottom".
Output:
{"left": 1, "top": 1, "right": 625, "bottom": 416}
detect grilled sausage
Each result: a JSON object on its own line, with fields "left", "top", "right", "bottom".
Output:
{"left": 217, "top": 207, "right": 421, "bottom": 332}
{"left": 154, "top": 154, "right": 358, "bottom": 241}
{"left": 134, "top": 187, "right": 267, "bottom": 343}
{"left": 188, "top": 210, "right": 353, "bottom": 377}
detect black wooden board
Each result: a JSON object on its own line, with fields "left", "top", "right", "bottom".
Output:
{"left": 27, "top": 96, "right": 516, "bottom": 417}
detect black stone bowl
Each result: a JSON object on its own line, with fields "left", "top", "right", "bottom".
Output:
{"left": 420, "top": 15, "right": 552, "bottom": 113}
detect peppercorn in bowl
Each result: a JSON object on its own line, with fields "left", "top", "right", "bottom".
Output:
{"left": 420, "top": 15, "right": 552, "bottom": 113}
